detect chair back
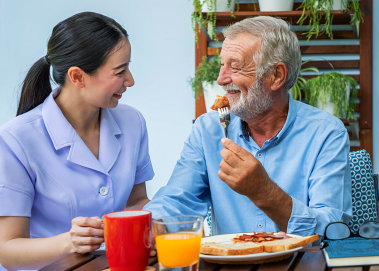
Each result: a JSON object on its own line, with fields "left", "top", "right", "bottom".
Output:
{"left": 348, "top": 149, "right": 378, "bottom": 233}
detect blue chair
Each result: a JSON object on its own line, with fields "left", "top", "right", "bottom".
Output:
{"left": 348, "top": 149, "right": 378, "bottom": 233}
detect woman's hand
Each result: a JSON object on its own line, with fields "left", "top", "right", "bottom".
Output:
{"left": 68, "top": 216, "right": 104, "bottom": 254}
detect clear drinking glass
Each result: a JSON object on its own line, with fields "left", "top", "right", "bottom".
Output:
{"left": 153, "top": 215, "right": 203, "bottom": 271}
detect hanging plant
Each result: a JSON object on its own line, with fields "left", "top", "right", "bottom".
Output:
{"left": 192, "top": 0, "right": 237, "bottom": 42}
{"left": 297, "top": 0, "right": 363, "bottom": 40}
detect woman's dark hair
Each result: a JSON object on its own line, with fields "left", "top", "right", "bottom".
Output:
{"left": 17, "top": 12, "right": 128, "bottom": 116}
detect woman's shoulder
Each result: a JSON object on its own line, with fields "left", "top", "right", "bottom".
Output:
{"left": 0, "top": 106, "right": 43, "bottom": 137}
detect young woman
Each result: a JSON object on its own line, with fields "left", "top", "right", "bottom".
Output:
{"left": 0, "top": 12, "right": 154, "bottom": 270}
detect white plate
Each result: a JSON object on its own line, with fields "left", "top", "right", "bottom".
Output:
{"left": 200, "top": 233, "right": 303, "bottom": 263}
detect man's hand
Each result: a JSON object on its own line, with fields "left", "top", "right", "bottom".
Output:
{"left": 218, "top": 138, "right": 292, "bottom": 231}
{"left": 67, "top": 216, "right": 104, "bottom": 254}
{"left": 218, "top": 138, "right": 270, "bottom": 201}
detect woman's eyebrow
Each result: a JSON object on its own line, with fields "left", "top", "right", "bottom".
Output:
{"left": 113, "top": 62, "right": 128, "bottom": 70}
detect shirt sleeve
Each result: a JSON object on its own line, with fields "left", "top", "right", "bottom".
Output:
{"left": 144, "top": 119, "right": 210, "bottom": 219}
{"left": 134, "top": 112, "right": 154, "bottom": 184}
{"left": 287, "top": 128, "right": 352, "bottom": 237}
{"left": 0, "top": 130, "right": 35, "bottom": 217}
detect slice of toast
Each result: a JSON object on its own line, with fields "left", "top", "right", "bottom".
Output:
{"left": 200, "top": 234, "right": 319, "bottom": 256}
{"left": 200, "top": 241, "right": 263, "bottom": 256}
{"left": 261, "top": 234, "right": 319, "bottom": 253}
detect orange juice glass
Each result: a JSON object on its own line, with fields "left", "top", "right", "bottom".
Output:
{"left": 153, "top": 215, "right": 203, "bottom": 271}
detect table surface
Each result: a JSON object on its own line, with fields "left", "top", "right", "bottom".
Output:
{"left": 40, "top": 247, "right": 339, "bottom": 271}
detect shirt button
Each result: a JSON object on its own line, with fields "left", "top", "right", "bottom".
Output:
{"left": 99, "top": 186, "right": 109, "bottom": 196}
{"left": 257, "top": 153, "right": 262, "bottom": 158}
{"left": 258, "top": 224, "right": 263, "bottom": 228}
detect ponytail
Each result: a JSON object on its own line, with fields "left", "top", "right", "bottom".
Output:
{"left": 17, "top": 57, "right": 52, "bottom": 116}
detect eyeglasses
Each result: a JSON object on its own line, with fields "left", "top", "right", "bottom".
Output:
{"left": 321, "top": 221, "right": 379, "bottom": 248}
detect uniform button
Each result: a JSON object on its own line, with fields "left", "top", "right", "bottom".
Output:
{"left": 257, "top": 153, "right": 262, "bottom": 158}
{"left": 275, "top": 141, "right": 279, "bottom": 145}
{"left": 258, "top": 224, "right": 263, "bottom": 228}
{"left": 99, "top": 186, "right": 109, "bottom": 196}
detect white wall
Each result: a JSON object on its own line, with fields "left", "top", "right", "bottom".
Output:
{"left": 0, "top": 0, "right": 378, "bottom": 199}
{"left": 0, "top": 0, "right": 195, "bottom": 198}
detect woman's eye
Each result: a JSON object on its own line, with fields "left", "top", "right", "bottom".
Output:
{"left": 116, "top": 70, "right": 125, "bottom": 76}
{"left": 231, "top": 66, "right": 241, "bottom": 71}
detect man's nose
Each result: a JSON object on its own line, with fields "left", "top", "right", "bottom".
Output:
{"left": 217, "top": 65, "right": 232, "bottom": 86}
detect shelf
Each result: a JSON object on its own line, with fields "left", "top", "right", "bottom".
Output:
{"left": 201, "top": 10, "right": 353, "bottom": 26}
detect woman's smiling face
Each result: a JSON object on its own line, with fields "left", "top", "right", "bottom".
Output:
{"left": 83, "top": 38, "right": 134, "bottom": 108}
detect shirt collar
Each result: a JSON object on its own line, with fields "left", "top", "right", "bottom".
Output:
{"left": 42, "top": 89, "right": 75, "bottom": 150}
{"left": 237, "top": 95, "right": 297, "bottom": 144}
{"left": 42, "top": 88, "right": 122, "bottom": 173}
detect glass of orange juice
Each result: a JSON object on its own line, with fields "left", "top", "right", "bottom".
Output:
{"left": 153, "top": 215, "right": 203, "bottom": 271}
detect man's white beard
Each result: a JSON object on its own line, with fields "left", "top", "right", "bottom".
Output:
{"left": 223, "top": 79, "right": 273, "bottom": 120}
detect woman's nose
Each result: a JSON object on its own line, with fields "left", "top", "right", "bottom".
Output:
{"left": 217, "top": 65, "right": 232, "bottom": 86}
{"left": 124, "top": 69, "right": 135, "bottom": 87}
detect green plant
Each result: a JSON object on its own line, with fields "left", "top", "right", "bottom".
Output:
{"left": 291, "top": 60, "right": 320, "bottom": 101}
{"left": 304, "top": 72, "right": 357, "bottom": 119}
{"left": 297, "top": 0, "right": 363, "bottom": 40}
{"left": 192, "top": 0, "right": 237, "bottom": 42}
{"left": 190, "top": 56, "right": 221, "bottom": 99}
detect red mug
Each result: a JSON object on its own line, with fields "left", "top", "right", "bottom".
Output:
{"left": 104, "top": 210, "right": 152, "bottom": 271}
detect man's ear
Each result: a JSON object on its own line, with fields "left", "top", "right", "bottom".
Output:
{"left": 67, "top": 67, "right": 86, "bottom": 88}
{"left": 270, "top": 62, "right": 287, "bottom": 91}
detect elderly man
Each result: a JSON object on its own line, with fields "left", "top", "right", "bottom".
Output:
{"left": 145, "top": 16, "right": 351, "bottom": 237}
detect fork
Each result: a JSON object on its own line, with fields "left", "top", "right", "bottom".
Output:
{"left": 218, "top": 107, "right": 230, "bottom": 138}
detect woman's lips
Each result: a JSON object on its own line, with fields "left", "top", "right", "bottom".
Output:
{"left": 113, "top": 93, "right": 122, "bottom": 99}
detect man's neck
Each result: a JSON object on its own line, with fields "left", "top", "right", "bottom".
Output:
{"left": 244, "top": 96, "right": 289, "bottom": 148}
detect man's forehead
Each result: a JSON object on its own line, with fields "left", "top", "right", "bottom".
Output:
{"left": 220, "top": 33, "right": 261, "bottom": 60}
{"left": 224, "top": 32, "right": 261, "bottom": 43}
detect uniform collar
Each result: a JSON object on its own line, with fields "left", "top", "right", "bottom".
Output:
{"left": 42, "top": 89, "right": 121, "bottom": 174}
{"left": 237, "top": 95, "right": 297, "bottom": 144}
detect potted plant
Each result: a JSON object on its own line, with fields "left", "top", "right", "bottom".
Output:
{"left": 291, "top": 61, "right": 320, "bottom": 101}
{"left": 190, "top": 56, "right": 224, "bottom": 112}
{"left": 297, "top": 0, "right": 363, "bottom": 40}
{"left": 304, "top": 72, "right": 358, "bottom": 119}
{"left": 192, "top": 0, "right": 237, "bottom": 42}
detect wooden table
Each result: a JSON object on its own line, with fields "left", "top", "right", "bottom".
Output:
{"left": 39, "top": 247, "right": 374, "bottom": 271}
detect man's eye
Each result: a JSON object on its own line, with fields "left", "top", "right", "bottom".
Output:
{"left": 231, "top": 66, "right": 241, "bottom": 71}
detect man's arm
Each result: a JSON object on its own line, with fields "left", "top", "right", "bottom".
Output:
{"left": 144, "top": 119, "right": 211, "bottom": 219}
{"left": 125, "top": 183, "right": 150, "bottom": 210}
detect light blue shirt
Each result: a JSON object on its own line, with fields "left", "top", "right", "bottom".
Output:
{"left": 145, "top": 96, "right": 352, "bottom": 237}
{"left": 0, "top": 90, "right": 154, "bottom": 239}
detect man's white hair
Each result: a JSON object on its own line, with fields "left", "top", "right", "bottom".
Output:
{"left": 223, "top": 16, "right": 301, "bottom": 90}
